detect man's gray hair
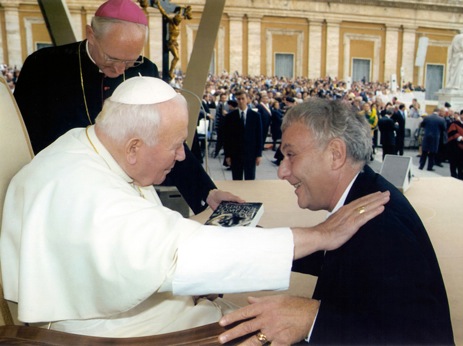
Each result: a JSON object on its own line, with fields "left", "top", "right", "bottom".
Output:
{"left": 91, "top": 16, "right": 148, "bottom": 42}
{"left": 282, "top": 98, "right": 372, "bottom": 164}
{"left": 95, "top": 95, "right": 184, "bottom": 147}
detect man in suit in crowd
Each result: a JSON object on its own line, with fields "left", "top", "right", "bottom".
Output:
{"left": 13, "top": 0, "right": 240, "bottom": 214}
{"left": 392, "top": 103, "right": 406, "bottom": 155}
{"left": 419, "top": 107, "right": 447, "bottom": 171}
{"left": 256, "top": 91, "right": 272, "bottom": 150}
{"left": 213, "top": 92, "right": 229, "bottom": 158}
{"left": 270, "top": 100, "right": 283, "bottom": 151}
{"left": 224, "top": 90, "right": 262, "bottom": 180}
{"left": 218, "top": 98, "right": 453, "bottom": 345}
{"left": 377, "top": 108, "right": 396, "bottom": 160}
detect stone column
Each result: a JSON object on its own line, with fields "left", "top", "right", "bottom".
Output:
{"left": 228, "top": 14, "right": 243, "bottom": 74}
{"left": 247, "top": 14, "right": 262, "bottom": 76}
{"left": 149, "top": 11, "right": 163, "bottom": 69}
{"left": 401, "top": 26, "right": 417, "bottom": 86}
{"left": 3, "top": 4, "right": 21, "bottom": 68}
{"left": 325, "top": 20, "right": 340, "bottom": 79}
{"left": 0, "top": 9, "right": 4, "bottom": 65}
{"left": 384, "top": 24, "right": 400, "bottom": 82}
{"left": 308, "top": 19, "right": 323, "bottom": 79}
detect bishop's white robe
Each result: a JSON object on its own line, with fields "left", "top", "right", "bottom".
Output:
{"left": 0, "top": 126, "right": 293, "bottom": 337}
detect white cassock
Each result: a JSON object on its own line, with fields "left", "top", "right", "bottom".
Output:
{"left": 0, "top": 126, "right": 293, "bottom": 337}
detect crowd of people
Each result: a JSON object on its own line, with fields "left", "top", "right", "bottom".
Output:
{"left": 3, "top": 61, "right": 463, "bottom": 180}
{"left": 182, "top": 71, "right": 463, "bottom": 180}
{"left": 4, "top": 61, "right": 463, "bottom": 180}
{"left": 0, "top": 64, "right": 20, "bottom": 92}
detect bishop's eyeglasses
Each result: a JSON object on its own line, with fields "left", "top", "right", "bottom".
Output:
{"left": 94, "top": 39, "right": 144, "bottom": 68}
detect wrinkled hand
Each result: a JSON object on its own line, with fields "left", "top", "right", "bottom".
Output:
{"left": 315, "top": 190, "right": 390, "bottom": 252}
{"left": 219, "top": 295, "right": 320, "bottom": 345}
{"left": 206, "top": 189, "right": 246, "bottom": 211}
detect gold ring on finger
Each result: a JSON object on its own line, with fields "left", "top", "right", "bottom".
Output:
{"left": 256, "top": 331, "right": 269, "bottom": 345}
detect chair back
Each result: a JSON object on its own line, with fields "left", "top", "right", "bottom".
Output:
{"left": 0, "top": 77, "right": 34, "bottom": 325}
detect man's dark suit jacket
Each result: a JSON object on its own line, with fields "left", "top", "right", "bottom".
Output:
{"left": 13, "top": 41, "right": 215, "bottom": 214}
{"left": 292, "top": 165, "right": 454, "bottom": 345}
{"left": 377, "top": 116, "right": 396, "bottom": 147}
{"left": 391, "top": 109, "right": 406, "bottom": 154}
{"left": 223, "top": 108, "right": 262, "bottom": 162}
{"left": 421, "top": 113, "right": 446, "bottom": 153}
{"left": 391, "top": 110, "right": 406, "bottom": 137}
{"left": 256, "top": 103, "right": 271, "bottom": 146}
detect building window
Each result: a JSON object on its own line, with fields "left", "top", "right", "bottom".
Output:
{"left": 275, "top": 53, "right": 294, "bottom": 78}
{"left": 36, "top": 42, "right": 53, "bottom": 51}
{"left": 352, "top": 58, "right": 371, "bottom": 83}
{"left": 425, "top": 64, "right": 444, "bottom": 101}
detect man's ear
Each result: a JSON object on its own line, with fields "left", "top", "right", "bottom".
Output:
{"left": 86, "top": 25, "right": 95, "bottom": 43}
{"left": 328, "top": 138, "right": 347, "bottom": 170}
{"left": 126, "top": 138, "right": 142, "bottom": 165}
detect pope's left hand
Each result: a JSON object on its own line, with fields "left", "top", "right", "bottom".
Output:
{"left": 207, "top": 189, "right": 245, "bottom": 211}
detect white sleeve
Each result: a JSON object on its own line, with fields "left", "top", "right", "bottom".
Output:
{"left": 173, "top": 226, "right": 294, "bottom": 295}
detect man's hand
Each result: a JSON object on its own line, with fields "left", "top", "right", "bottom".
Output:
{"left": 206, "top": 189, "right": 245, "bottom": 211}
{"left": 219, "top": 295, "right": 320, "bottom": 345}
{"left": 292, "top": 191, "right": 390, "bottom": 259}
{"left": 256, "top": 157, "right": 262, "bottom": 166}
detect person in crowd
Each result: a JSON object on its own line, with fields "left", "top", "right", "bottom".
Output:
{"left": 0, "top": 76, "right": 390, "bottom": 338}
{"left": 435, "top": 107, "right": 452, "bottom": 167}
{"left": 411, "top": 98, "right": 422, "bottom": 116}
{"left": 419, "top": 107, "right": 446, "bottom": 171}
{"left": 272, "top": 96, "right": 296, "bottom": 166}
{"left": 447, "top": 109, "right": 463, "bottom": 179}
{"left": 12, "top": 0, "right": 233, "bottom": 214}
{"left": 357, "top": 102, "right": 378, "bottom": 160}
{"left": 377, "top": 108, "right": 396, "bottom": 160}
{"left": 223, "top": 90, "right": 262, "bottom": 180}
{"left": 213, "top": 92, "right": 229, "bottom": 158}
{"left": 392, "top": 103, "right": 406, "bottom": 155}
{"left": 270, "top": 100, "right": 283, "bottom": 151}
{"left": 408, "top": 104, "right": 420, "bottom": 118}
{"left": 218, "top": 98, "right": 453, "bottom": 346}
{"left": 256, "top": 91, "right": 272, "bottom": 150}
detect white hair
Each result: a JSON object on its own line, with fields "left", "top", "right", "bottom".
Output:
{"left": 95, "top": 94, "right": 186, "bottom": 147}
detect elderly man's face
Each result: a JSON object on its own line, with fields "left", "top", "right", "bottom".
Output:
{"left": 278, "top": 122, "right": 334, "bottom": 211}
{"left": 87, "top": 22, "right": 145, "bottom": 78}
{"left": 134, "top": 105, "right": 188, "bottom": 186}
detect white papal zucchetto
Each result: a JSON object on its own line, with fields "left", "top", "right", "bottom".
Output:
{"left": 110, "top": 76, "right": 178, "bottom": 105}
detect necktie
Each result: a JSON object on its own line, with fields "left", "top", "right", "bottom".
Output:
{"left": 241, "top": 111, "right": 245, "bottom": 126}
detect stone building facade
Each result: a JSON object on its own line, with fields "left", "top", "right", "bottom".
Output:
{"left": 1, "top": 0, "right": 462, "bottom": 96}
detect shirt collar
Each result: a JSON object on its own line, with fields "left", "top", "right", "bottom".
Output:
{"left": 326, "top": 172, "right": 360, "bottom": 217}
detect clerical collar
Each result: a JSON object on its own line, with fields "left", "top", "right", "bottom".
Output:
{"left": 85, "top": 40, "right": 104, "bottom": 74}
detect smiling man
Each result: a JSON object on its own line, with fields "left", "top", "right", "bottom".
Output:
{"left": 219, "top": 98, "right": 453, "bottom": 345}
